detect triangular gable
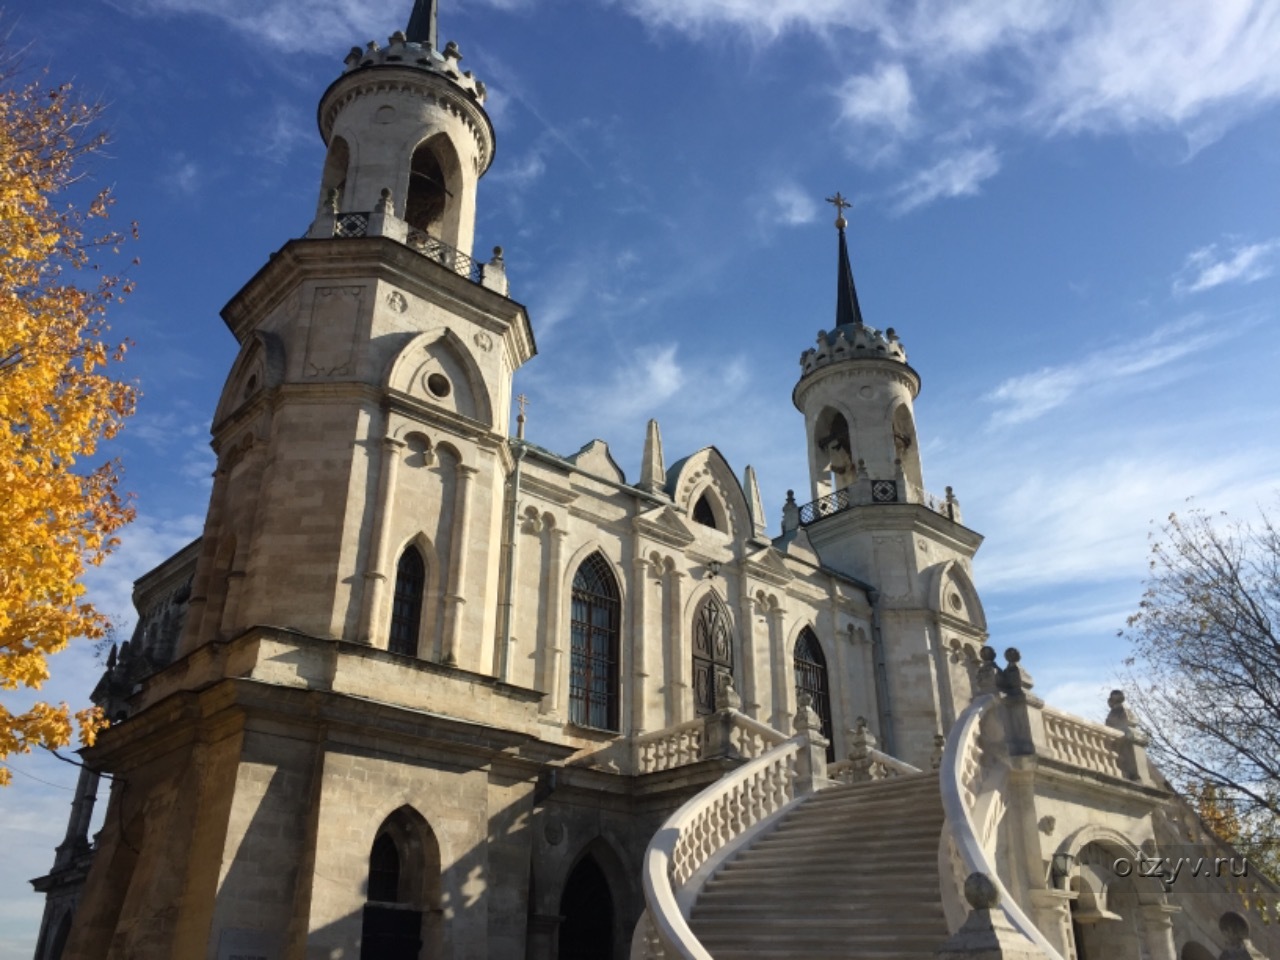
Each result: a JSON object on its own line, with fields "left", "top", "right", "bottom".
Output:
{"left": 742, "top": 545, "right": 795, "bottom": 587}
{"left": 634, "top": 503, "right": 696, "bottom": 549}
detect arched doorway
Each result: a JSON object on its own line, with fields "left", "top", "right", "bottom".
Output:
{"left": 558, "top": 855, "right": 614, "bottom": 960}
{"left": 361, "top": 807, "right": 442, "bottom": 960}
{"left": 692, "top": 594, "right": 734, "bottom": 716}
{"left": 793, "top": 627, "right": 835, "bottom": 761}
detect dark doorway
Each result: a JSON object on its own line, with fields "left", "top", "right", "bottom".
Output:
{"left": 362, "top": 904, "right": 423, "bottom": 960}
{"left": 558, "top": 856, "right": 614, "bottom": 960}
{"left": 692, "top": 594, "right": 734, "bottom": 716}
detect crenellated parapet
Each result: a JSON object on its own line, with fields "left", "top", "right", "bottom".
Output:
{"left": 798, "top": 322, "right": 908, "bottom": 378}
{"left": 342, "top": 32, "right": 486, "bottom": 103}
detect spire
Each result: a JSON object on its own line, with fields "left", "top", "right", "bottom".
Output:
{"left": 406, "top": 0, "right": 438, "bottom": 49}
{"left": 827, "top": 192, "right": 864, "bottom": 328}
{"left": 640, "top": 419, "right": 666, "bottom": 496}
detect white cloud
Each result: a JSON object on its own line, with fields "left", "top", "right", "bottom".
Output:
{"left": 891, "top": 146, "right": 1000, "bottom": 214}
{"left": 983, "top": 317, "right": 1224, "bottom": 428}
{"left": 767, "top": 183, "right": 818, "bottom": 227}
{"left": 1173, "top": 238, "right": 1280, "bottom": 295}
{"left": 489, "top": 149, "right": 548, "bottom": 188}
{"left": 163, "top": 155, "right": 200, "bottom": 195}
{"left": 836, "top": 63, "right": 916, "bottom": 137}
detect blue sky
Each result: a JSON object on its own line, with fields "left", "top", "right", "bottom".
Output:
{"left": 3, "top": 0, "right": 1280, "bottom": 952}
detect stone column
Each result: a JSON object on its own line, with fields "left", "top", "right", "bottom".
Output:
{"left": 792, "top": 695, "right": 830, "bottom": 795}
{"left": 359, "top": 436, "right": 405, "bottom": 645}
{"left": 441, "top": 464, "right": 477, "bottom": 666}
{"left": 1029, "top": 886, "right": 1077, "bottom": 958}
{"left": 541, "top": 528, "right": 567, "bottom": 715}
{"left": 668, "top": 570, "right": 688, "bottom": 723}
{"left": 768, "top": 604, "right": 789, "bottom": 732}
{"left": 736, "top": 573, "right": 759, "bottom": 717}
{"left": 630, "top": 553, "right": 651, "bottom": 733}
{"left": 1139, "top": 903, "right": 1180, "bottom": 960}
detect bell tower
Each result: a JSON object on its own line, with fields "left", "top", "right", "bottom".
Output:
{"left": 177, "top": 0, "right": 533, "bottom": 669}
{"left": 310, "top": 0, "right": 492, "bottom": 257}
{"left": 789, "top": 195, "right": 987, "bottom": 766}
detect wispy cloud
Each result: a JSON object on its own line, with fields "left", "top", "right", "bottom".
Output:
{"left": 983, "top": 317, "right": 1222, "bottom": 428}
{"left": 891, "top": 146, "right": 1000, "bottom": 214}
{"left": 836, "top": 63, "right": 916, "bottom": 140}
{"left": 163, "top": 154, "right": 200, "bottom": 195}
{"left": 765, "top": 183, "right": 818, "bottom": 227}
{"left": 1173, "top": 238, "right": 1280, "bottom": 295}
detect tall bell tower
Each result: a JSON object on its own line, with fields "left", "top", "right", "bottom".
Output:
{"left": 178, "top": 0, "right": 533, "bottom": 670}
{"left": 789, "top": 196, "right": 988, "bottom": 766}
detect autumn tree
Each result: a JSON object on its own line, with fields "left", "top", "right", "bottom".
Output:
{"left": 0, "top": 66, "right": 136, "bottom": 784}
{"left": 1123, "top": 503, "right": 1280, "bottom": 877}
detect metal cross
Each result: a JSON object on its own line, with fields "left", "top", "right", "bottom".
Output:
{"left": 825, "top": 192, "right": 852, "bottom": 217}
{"left": 517, "top": 394, "right": 528, "bottom": 419}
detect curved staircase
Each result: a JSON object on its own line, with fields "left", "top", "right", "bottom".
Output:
{"left": 688, "top": 773, "right": 949, "bottom": 959}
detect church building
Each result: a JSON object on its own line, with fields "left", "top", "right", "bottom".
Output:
{"left": 30, "top": 3, "right": 1280, "bottom": 959}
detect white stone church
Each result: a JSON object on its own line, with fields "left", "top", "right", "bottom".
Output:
{"left": 29, "top": 3, "right": 1280, "bottom": 959}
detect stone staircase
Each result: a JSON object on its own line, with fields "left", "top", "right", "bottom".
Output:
{"left": 688, "top": 772, "right": 949, "bottom": 959}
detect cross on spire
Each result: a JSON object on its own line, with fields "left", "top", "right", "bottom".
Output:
{"left": 516, "top": 393, "right": 528, "bottom": 440}
{"left": 825, "top": 192, "right": 852, "bottom": 229}
{"left": 827, "top": 191, "right": 865, "bottom": 327}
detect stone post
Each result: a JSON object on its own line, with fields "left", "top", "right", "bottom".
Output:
{"left": 1105, "top": 690, "right": 1155, "bottom": 785}
{"left": 306, "top": 188, "right": 339, "bottom": 239}
{"left": 481, "top": 246, "right": 509, "bottom": 296}
{"left": 702, "top": 674, "right": 744, "bottom": 760}
{"left": 998, "top": 649, "right": 1047, "bottom": 758}
{"left": 1220, "top": 912, "right": 1269, "bottom": 960}
{"left": 936, "top": 873, "right": 1044, "bottom": 960}
{"left": 846, "top": 717, "right": 882, "bottom": 782}
{"left": 53, "top": 764, "right": 101, "bottom": 869}
{"left": 367, "top": 188, "right": 407, "bottom": 243}
{"left": 792, "top": 693, "right": 830, "bottom": 796}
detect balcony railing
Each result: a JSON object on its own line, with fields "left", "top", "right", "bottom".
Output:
{"left": 404, "top": 226, "right": 483, "bottom": 284}
{"left": 796, "top": 478, "right": 960, "bottom": 527}
{"left": 319, "top": 213, "right": 486, "bottom": 286}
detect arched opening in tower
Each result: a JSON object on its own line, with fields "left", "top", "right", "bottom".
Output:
{"left": 318, "top": 136, "right": 349, "bottom": 213}
{"left": 814, "top": 407, "right": 855, "bottom": 497}
{"left": 405, "top": 142, "right": 449, "bottom": 236}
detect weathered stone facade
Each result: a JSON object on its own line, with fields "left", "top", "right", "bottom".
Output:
{"left": 30, "top": 4, "right": 1280, "bottom": 960}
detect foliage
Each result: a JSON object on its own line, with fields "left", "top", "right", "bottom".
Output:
{"left": 0, "top": 66, "right": 136, "bottom": 783}
{"left": 1123, "top": 503, "right": 1280, "bottom": 877}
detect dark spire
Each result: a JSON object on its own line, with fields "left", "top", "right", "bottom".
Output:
{"left": 826, "top": 192, "right": 865, "bottom": 328}
{"left": 406, "top": 0, "right": 438, "bottom": 49}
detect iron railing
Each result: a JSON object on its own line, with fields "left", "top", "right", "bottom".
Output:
{"left": 405, "top": 227, "right": 484, "bottom": 283}
{"left": 798, "top": 487, "right": 855, "bottom": 525}
{"left": 323, "top": 214, "right": 484, "bottom": 285}
{"left": 333, "top": 212, "right": 369, "bottom": 238}
{"left": 797, "top": 478, "right": 957, "bottom": 526}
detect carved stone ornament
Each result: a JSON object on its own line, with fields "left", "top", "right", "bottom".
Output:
{"left": 387, "top": 290, "right": 408, "bottom": 313}
{"left": 473, "top": 331, "right": 494, "bottom": 352}
{"left": 543, "top": 817, "right": 564, "bottom": 846}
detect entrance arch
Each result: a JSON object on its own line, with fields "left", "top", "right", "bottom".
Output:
{"left": 558, "top": 855, "right": 614, "bottom": 960}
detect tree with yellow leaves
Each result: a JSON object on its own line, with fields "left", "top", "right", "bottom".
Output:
{"left": 0, "top": 67, "right": 136, "bottom": 784}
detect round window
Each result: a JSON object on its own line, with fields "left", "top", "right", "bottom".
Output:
{"left": 427, "top": 373, "right": 451, "bottom": 398}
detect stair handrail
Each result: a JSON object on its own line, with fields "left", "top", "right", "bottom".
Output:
{"left": 639, "top": 732, "right": 806, "bottom": 959}
{"left": 940, "top": 693, "right": 1066, "bottom": 960}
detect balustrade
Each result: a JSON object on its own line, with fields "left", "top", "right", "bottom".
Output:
{"left": 1041, "top": 709, "right": 1126, "bottom": 779}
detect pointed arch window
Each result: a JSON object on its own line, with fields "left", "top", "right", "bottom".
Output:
{"left": 389, "top": 547, "right": 425, "bottom": 657}
{"left": 692, "top": 492, "right": 718, "bottom": 530}
{"left": 570, "top": 553, "right": 620, "bottom": 730}
{"left": 693, "top": 594, "right": 734, "bottom": 716}
{"left": 794, "top": 627, "right": 835, "bottom": 761}
{"left": 361, "top": 808, "right": 442, "bottom": 960}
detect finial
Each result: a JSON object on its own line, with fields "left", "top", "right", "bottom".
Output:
{"left": 516, "top": 393, "right": 528, "bottom": 440}
{"left": 826, "top": 191, "right": 852, "bottom": 230}
{"left": 827, "top": 192, "right": 865, "bottom": 328}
